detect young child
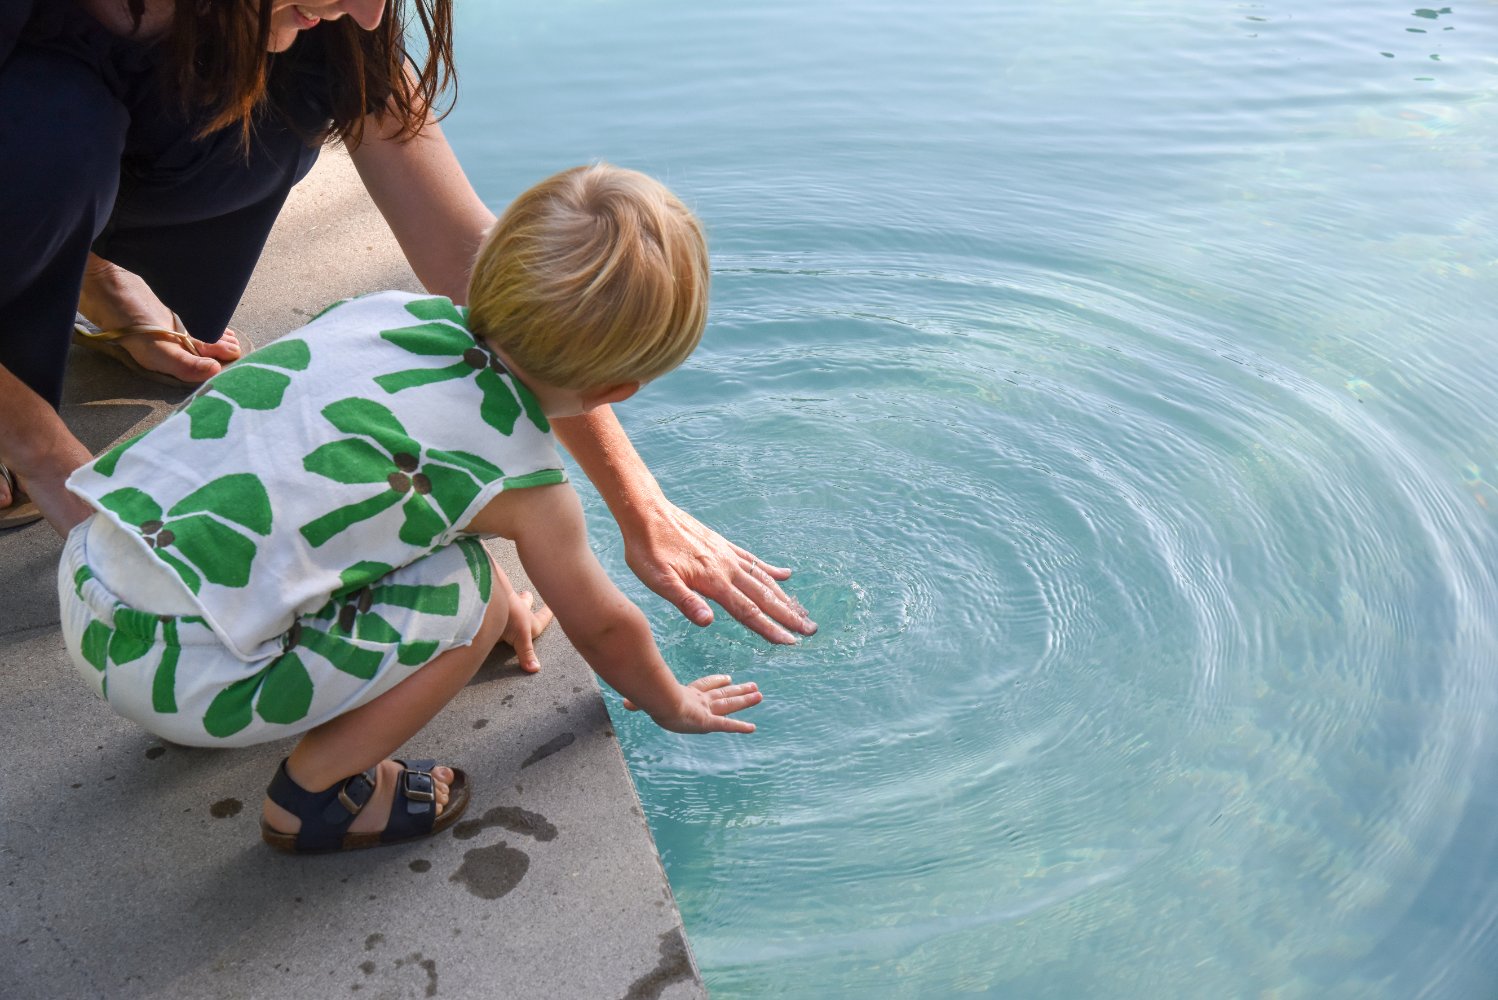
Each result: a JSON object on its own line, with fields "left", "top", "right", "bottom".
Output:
{"left": 57, "top": 163, "right": 763, "bottom": 854}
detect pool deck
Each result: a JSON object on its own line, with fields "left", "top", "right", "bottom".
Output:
{"left": 0, "top": 150, "right": 707, "bottom": 1000}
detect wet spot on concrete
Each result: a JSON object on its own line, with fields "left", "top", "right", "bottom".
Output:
{"left": 449, "top": 841, "right": 529, "bottom": 899}
{"left": 359, "top": 961, "right": 375, "bottom": 975}
{"left": 70, "top": 783, "right": 81, "bottom": 789}
{"left": 501, "top": 694, "right": 514, "bottom": 706}
{"left": 364, "top": 933, "right": 384, "bottom": 951}
{"left": 417, "top": 954, "right": 438, "bottom": 997}
{"left": 520, "top": 732, "right": 575, "bottom": 769}
{"left": 602, "top": 727, "right": 616, "bottom": 738}
{"left": 624, "top": 929, "right": 694, "bottom": 1000}
{"left": 554, "top": 705, "right": 569, "bottom": 714}
{"left": 572, "top": 686, "right": 582, "bottom": 693}
{"left": 210, "top": 798, "right": 243, "bottom": 818}
{"left": 145, "top": 746, "right": 166, "bottom": 760}
{"left": 410, "top": 859, "right": 432, "bottom": 873}
{"left": 472, "top": 718, "right": 489, "bottom": 730}
{"left": 452, "top": 805, "right": 558, "bottom": 842}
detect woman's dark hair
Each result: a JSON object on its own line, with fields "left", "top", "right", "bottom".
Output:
{"left": 131, "top": 0, "right": 456, "bottom": 146}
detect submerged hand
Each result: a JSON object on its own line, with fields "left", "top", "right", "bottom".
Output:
{"left": 623, "top": 500, "right": 817, "bottom": 645}
{"left": 624, "top": 675, "right": 763, "bottom": 734}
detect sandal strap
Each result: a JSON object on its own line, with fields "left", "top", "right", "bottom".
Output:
{"left": 380, "top": 758, "right": 441, "bottom": 844}
{"left": 264, "top": 758, "right": 376, "bottom": 852}
{"left": 75, "top": 322, "right": 203, "bottom": 357}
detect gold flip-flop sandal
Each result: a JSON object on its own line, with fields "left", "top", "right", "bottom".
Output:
{"left": 0, "top": 461, "right": 43, "bottom": 531}
{"left": 72, "top": 313, "right": 247, "bottom": 390}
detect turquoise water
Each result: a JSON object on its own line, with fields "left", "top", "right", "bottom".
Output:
{"left": 446, "top": 2, "right": 1498, "bottom": 996}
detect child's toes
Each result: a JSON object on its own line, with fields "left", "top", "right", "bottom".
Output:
{"left": 431, "top": 765, "right": 454, "bottom": 811}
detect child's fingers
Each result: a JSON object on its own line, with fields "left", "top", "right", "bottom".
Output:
{"left": 707, "top": 682, "right": 760, "bottom": 701}
{"left": 708, "top": 715, "right": 757, "bottom": 734}
{"left": 503, "top": 590, "right": 549, "bottom": 673}
{"left": 709, "top": 690, "right": 763, "bottom": 716}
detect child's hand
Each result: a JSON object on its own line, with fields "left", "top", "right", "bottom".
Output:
{"left": 623, "top": 674, "right": 762, "bottom": 734}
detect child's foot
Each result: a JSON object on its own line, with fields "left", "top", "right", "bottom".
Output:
{"left": 260, "top": 759, "right": 458, "bottom": 839}
{"left": 501, "top": 589, "right": 554, "bottom": 674}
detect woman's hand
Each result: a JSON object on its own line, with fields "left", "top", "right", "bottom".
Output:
{"left": 624, "top": 675, "right": 763, "bottom": 734}
{"left": 624, "top": 499, "right": 817, "bottom": 645}
{"left": 0, "top": 365, "right": 95, "bottom": 536}
{"left": 550, "top": 408, "right": 818, "bottom": 645}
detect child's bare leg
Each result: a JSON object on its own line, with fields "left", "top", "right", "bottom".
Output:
{"left": 262, "top": 586, "right": 509, "bottom": 837}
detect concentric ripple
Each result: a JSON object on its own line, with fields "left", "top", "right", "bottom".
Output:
{"left": 451, "top": 0, "right": 1498, "bottom": 995}
{"left": 582, "top": 244, "right": 1498, "bottom": 999}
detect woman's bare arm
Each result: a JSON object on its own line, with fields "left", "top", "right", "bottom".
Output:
{"left": 352, "top": 106, "right": 816, "bottom": 644}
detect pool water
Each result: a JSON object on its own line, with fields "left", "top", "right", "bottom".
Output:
{"left": 445, "top": 2, "right": 1498, "bottom": 996}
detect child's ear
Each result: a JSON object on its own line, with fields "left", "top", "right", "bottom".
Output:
{"left": 581, "top": 381, "right": 641, "bottom": 410}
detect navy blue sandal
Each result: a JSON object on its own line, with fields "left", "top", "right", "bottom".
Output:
{"left": 260, "top": 758, "right": 470, "bottom": 854}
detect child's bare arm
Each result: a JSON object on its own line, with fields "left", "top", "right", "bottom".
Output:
{"left": 464, "top": 485, "right": 762, "bottom": 733}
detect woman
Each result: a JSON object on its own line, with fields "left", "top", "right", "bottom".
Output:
{"left": 0, "top": 0, "right": 815, "bottom": 645}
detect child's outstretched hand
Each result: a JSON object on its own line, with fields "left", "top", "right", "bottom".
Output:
{"left": 623, "top": 675, "right": 762, "bottom": 734}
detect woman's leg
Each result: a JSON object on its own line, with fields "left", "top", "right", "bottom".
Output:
{"left": 0, "top": 44, "right": 128, "bottom": 408}
{"left": 88, "top": 103, "right": 322, "bottom": 355}
{"left": 0, "top": 43, "right": 127, "bottom": 523}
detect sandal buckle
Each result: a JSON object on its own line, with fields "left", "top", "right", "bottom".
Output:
{"left": 337, "top": 772, "right": 375, "bottom": 815}
{"left": 402, "top": 768, "right": 436, "bottom": 803}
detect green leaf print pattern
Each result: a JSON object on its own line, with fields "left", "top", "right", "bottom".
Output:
{"left": 91, "top": 428, "right": 146, "bottom": 478}
{"left": 201, "top": 650, "right": 316, "bottom": 739}
{"left": 312, "top": 574, "right": 461, "bottom": 667}
{"left": 299, "top": 399, "right": 508, "bottom": 549}
{"left": 199, "top": 551, "right": 470, "bottom": 739}
{"left": 182, "top": 339, "right": 312, "bottom": 440}
{"left": 89, "top": 340, "right": 311, "bottom": 476}
{"left": 374, "top": 297, "right": 550, "bottom": 435}
{"left": 97, "top": 474, "right": 273, "bottom": 593}
{"left": 73, "top": 565, "right": 197, "bottom": 712}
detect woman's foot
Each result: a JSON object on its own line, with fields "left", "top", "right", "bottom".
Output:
{"left": 500, "top": 589, "right": 554, "bottom": 673}
{"left": 78, "top": 255, "right": 243, "bottom": 384}
{"left": 0, "top": 464, "right": 41, "bottom": 530}
{"left": 260, "top": 759, "right": 458, "bottom": 839}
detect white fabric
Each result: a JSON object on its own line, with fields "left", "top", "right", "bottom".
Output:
{"left": 65, "top": 290, "right": 566, "bottom": 662}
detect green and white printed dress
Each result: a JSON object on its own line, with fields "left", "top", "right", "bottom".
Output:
{"left": 57, "top": 291, "right": 567, "bottom": 747}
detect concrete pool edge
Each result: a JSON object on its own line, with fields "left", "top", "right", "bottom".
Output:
{"left": 0, "top": 149, "right": 707, "bottom": 1000}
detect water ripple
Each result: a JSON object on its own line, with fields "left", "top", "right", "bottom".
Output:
{"left": 588, "top": 244, "right": 1498, "bottom": 997}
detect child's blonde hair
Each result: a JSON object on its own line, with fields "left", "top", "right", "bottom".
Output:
{"left": 466, "top": 163, "right": 710, "bottom": 390}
